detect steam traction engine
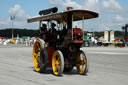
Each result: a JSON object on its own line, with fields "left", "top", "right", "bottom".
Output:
{"left": 27, "top": 7, "right": 98, "bottom": 76}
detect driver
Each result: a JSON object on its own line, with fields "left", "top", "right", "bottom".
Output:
{"left": 40, "top": 24, "right": 47, "bottom": 33}
{"left": 49, "top": 23, "right": 56, "bottom": 34}
{"left": 39, "top": 24, "right": 47, "bottom": 40}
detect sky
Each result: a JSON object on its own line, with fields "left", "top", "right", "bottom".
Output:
{"left": 0, "top": 0, "right": 128, "bottom": 31}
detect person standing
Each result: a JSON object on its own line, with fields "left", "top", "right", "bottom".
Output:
{"left": 94, "top": 39, "right": 97, "bottom": 47}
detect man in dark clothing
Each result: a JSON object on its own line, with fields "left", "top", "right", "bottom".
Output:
{"left": 40, "top": 24, "right": 47, "bottom": 40}
{"left": 49, "top": 23, "right": 56, "bottom": 34}
{"left": 40, "top": 24, "right": 47, "bottom": 33}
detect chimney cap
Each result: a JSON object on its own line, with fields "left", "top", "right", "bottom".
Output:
{"left": 67, "top": 7, "right": 73, "bottom": 10}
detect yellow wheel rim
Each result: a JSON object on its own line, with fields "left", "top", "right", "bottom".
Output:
{"left": 32, "top": 40, "right": 42, "bottom": 72}
{"left": 52, "top": 51, "right": 61, "bottom": 76}
{"left": 76, "top": 51, "right": 87, "bottom": 75}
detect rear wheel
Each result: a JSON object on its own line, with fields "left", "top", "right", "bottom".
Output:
{"left": 76, "top": 51, "right": 88, "bottom": 75}
{"left": 52, "top": 50, "right": 64, "bottom": 76}
{"left": 32, "top": 39, "right": 46, "bottom": 72}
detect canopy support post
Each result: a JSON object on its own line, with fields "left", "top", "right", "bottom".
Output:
{"left": 72, "top": 15, "right": 74, "bottom": 40}
{"left": 82, "top": 16, "right": 84, "bottom": 40}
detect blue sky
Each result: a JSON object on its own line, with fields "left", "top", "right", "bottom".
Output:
{"left": 0, "top": 0, "right": 51, "bottom": 17}
{"left": 0, "top": 0, "right": 128, "bottom": 31}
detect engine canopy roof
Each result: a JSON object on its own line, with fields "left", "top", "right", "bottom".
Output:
{"left": 27, "top": 9, "right": 98, "bottom": 23}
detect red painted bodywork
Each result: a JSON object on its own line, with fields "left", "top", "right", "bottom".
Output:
{"left": 72, "top": 40, "right": 85, "bottom": 43}
{"left": 68, "top": 28, "right": 83, "bottom": 37}
{"left": 0, "top": 37, "right": 5, "bottom": 39}
{"left": 47, "top": 47, "right": 55, "bottom": 67}
{"left": 73, "top": 28, "right": 83, "bottom": 36}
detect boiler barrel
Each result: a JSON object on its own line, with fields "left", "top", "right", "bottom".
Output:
{"left": 39, "top": 7, "right": 58, "bottom": 15}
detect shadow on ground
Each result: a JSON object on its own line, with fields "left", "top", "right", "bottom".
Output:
{"left": 31, "top": 67, "right": 88, "bottom": 76}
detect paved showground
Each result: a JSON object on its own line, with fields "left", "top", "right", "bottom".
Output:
{"left": 0, "top": 45, "right": 128, "bottom": 85}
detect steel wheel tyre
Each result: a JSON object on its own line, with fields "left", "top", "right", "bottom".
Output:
{"left": 52, "top": 50, "right": 64, "bottom": 76}
{"left": 32, "top": 39, "right": 45, "bottom": 72}
{"left": 76, "top": 51, "right": 88, "bottom": 75}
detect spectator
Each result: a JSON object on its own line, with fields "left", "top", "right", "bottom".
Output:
{"left": 123, "top": 39, "right": 127, "bottom": 47}
{"left": 91, "top": 37, "right": 95, "bottom": 46}
{"left": 94, "top": 39, "right": 97, "bottom": 47}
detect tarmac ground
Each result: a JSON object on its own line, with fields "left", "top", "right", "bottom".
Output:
{"left": 0, "top": 45, "right": 128, "bottom": 85}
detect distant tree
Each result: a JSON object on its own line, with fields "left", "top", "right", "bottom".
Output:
{"left": 114, "top": 31, "right": 123, "bottom": 38}
{"left": 0, "top": 28, "right": 39, "bottom": 38}
{"left": 94, "top": 31, "right": 104, "bottom": 38}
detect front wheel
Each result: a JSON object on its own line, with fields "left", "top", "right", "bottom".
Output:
{"left": 76, "top": 51, "right": 88, "bottom": 75}
{"left": 52, "top": 50, "right": 64, "bottom": 76}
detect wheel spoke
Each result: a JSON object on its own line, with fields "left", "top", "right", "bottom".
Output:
{"left": 36, "top": 42, "right": 40, "bottom": 48}
{"left": 56, "top": 57, "right": 60, "bottom": 66}
{"left": 56, "top": 57, "right": 60, "bottom": 62}
{"left": 81, "top": 60, "right": 85, "bottom": 65}
{"left": 56, "top": 66, "right": 60, "bottom": 72}
{"left": 33, "top": 52, "right": 37, "bottom": 57}
{"left": 82, "top": 64, "right": 85, "bottom": 71}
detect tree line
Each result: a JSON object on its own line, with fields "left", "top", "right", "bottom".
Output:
{"left": 0, "top": 28, "right": 39, "bottom": 38}
{"left": 0, "top": 28, "right": 123, "bottom": 38}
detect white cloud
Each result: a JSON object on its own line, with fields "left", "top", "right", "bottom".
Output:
{"left": 126, "top": 17, "right": 128, "bottom": 22}
{"left": 83, "top": 0, "right": 100, "bottom": 12}
{"left": 112, "top": 15, "right": 128, "bottom": 28}
{"left": 49, "top": 0, "right": 82, "bottom": 9}
{"left": 50, "top": 0, "right": 97, "bottom": 13}
{"left": 0, "top": 20, "right": 9, "bottom": 25}
{"left": 114, "top": 15, "right": 124, "bottom": 21}
{"left": 102, "top": 0, "right": 124, "bottom": 13}
{"left": 0, "top": 4, "right": 38, "bottom": 29}
{"left": 49, "top": 0, "right": 63, "bottom": 7}
{"left": 48, "top": 0, "right": 128, "bottom": 31}
{"left": 63, "top": 0, "right": 82, "bottom": 9}
{"left": 8, "top": 4, "right": 31, "bottom": 21}
{"left": 49, "top": 0, "right": 126, "bottom": 13}
{"left": 49, "top": 0, "right": 99, "bottom": 12}
{"left": 49, "top": 0, "right": 125, "bottom": 13}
